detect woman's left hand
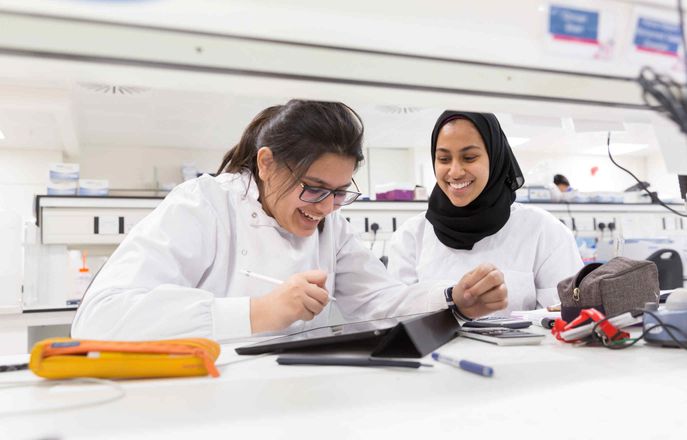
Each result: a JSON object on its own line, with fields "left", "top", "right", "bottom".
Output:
{"left": 451, "top": 263, "right": 508, "bottom": 319}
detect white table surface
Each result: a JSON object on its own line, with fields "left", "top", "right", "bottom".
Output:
{"left": 1, "top": 327, "right": 686, "bottom": 440}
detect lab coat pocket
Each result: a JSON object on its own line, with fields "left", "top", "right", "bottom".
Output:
{"left": 501, "top": 270, "right": 536, "bottom": 314}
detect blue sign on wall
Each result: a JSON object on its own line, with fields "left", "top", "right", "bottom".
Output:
{"left": 634, "top": 17, "right": 681, "bottom": 56}
{"left": 549, "top": 5, "right": 599, "bottom": 44}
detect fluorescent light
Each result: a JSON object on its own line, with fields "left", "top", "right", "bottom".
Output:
{"left": 508, "top": 137, "right": 530, "bottom": 147}
{"left": 0, "top": 129, "right": 4, "bottom": 140}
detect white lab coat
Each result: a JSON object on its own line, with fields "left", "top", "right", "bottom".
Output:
{"left": 71, "top": 172, "right": 448, "bottom": 341}
{"left": 387, "top": 203, "right": 583, "bottom": 314}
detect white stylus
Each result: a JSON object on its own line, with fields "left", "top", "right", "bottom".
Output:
{"left": 240, "top": 269, "right": 336, "bottom": 301}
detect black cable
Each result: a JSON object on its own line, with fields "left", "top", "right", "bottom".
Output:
{"left": 563, "top": 201, "right": 577, "bottom": 237}
{"left": 606, "top": 132, "right": 687, "bottom": 217}
{"left": 369, "top": 223, "right": 379, "bottom": 250}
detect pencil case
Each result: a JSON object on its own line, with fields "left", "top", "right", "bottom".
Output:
{"left": 29, "top": 338, "right": 221, "bottom": 379}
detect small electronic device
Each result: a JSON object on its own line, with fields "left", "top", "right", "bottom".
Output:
{"left": 458, "top": 328, "right": 545, "bottom": 346}
{"left": 462, "top": 317, "right": 532, "bottom": 329}
{"left": 644, "top": 288, "right": 687, "bottom": 347}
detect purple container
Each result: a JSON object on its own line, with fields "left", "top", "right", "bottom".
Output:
{"left": 376, "top": 190, "right": 414, "bottom": 201}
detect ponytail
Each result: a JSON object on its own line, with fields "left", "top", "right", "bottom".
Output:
{"left": 216, "top": 105, "right": 283, "bottom": 175}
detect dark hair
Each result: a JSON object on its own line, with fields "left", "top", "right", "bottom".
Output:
{"left": 553, "top": 174, "right": 570, "bottom": 186}
{"left": 216, "top": 100, "right": 365, "bottom": 198}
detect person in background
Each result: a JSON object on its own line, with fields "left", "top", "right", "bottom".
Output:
{"left": 387, "top": 111, "right": 582, "bottom": 315}
{"left": 554, "top": 174, "right": 571, "bottom": 192}
{"left": 72, "top": 101, "right": 507, "bottom": 341}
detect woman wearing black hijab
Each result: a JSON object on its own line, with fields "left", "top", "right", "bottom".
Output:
{"left": 388, "top": 111, "right": 582, "bottom": 317}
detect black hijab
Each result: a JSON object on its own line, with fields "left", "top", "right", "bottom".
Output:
{"left": 425, "top": 111, "right": 525, "bottom": 250}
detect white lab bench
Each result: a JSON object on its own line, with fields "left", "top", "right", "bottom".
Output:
{"left": 0, "top": 328, "right": 685, "bottom": 439}
{"left": 34, "top": 195, "right": 687, "bottom": 244}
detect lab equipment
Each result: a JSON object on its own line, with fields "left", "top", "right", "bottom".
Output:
{"left": 48, "top": 163, "right": 79, "bottom": 195}
{"left": 47, "top": 181, "right": 77, "bottom": 195}
{"left": 644, "top": 289, "right": 687, "bottom": 347}
{"left": 375, "top": 182, "right": 415, "bottom": 201}
{"left": 431, "top": 352, "right": 494, "bottom": 377}
{"left": 74, "top": 251, "right": 92, "bottom": 302}
{"left": 646, "top": 249, "right": 683, "bottom": 290}
{"left": 49, "top": 163, "right": 79, "bottom": 181}
{"left": 526, "top": 186, "right": 553, "bottom": 202}
{"left": 78, "top": 179, "right": 109, "bottom": 196}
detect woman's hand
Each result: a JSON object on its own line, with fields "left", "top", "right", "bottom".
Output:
{"left": 250, "top": 270, "right": 330, "bottom": 334}
{"left": 451, "top": 263, "right": 508, "bottom": 319}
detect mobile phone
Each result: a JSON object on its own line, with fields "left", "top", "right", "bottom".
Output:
{"left": 462, "top": 317, "right": 532, "bottom": 329}
{"left": 459, "top": 327, "right": 545, "bottom": 346}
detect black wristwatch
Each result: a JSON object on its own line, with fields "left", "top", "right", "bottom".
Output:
{"left": 444, "top": 286, "right": 472, "bottom": 321}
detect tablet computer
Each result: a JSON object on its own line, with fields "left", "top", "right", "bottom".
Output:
{"left": 235, "top": 310, "right": 461, "bottom": 357}
{"left": 235, "top": 315, "right": 410, "bottom": 355}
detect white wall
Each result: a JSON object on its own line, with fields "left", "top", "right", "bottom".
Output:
{"left": 0, "top": 149, "right": 63, "bottom": 221}
{"left": 75, "top": 146, "right": 224, "bottom": 190}
{"left": 646, "top": 153, "right": 681, "bottom": 200}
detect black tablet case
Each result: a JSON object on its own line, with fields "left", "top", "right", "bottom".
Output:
{"left": 371, "top": 309, "right": 460, "bottom": 357}
{"left": 236, "top": 309, "right": 460, "bottom": 358}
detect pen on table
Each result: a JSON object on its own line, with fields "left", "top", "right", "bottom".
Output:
{"left": 431, "top": 352, "right": 494, "bottom": 377}
{"left": 240, "top": 269, "right": 336, "bottom": 301}
{"left": 277, "top": 355, "right": 432, "bottom": 369}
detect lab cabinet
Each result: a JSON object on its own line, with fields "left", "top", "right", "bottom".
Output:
{"left": 36, "top": 196, "right": 161, "bottom": 245}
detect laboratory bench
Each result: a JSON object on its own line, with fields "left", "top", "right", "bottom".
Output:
{"left": 0, "top": 327, "right": 685, "bottom": 439}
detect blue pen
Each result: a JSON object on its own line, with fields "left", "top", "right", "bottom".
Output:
{"left": 431, "top": 352, "right": 494, "bottom": 378}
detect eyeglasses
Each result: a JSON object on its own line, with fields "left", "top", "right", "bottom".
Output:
{"left": 298, "top": 181, "right": 362, "bottom": 206}
{"left": 285, "top": 164, "right": 362, "bottom": 206}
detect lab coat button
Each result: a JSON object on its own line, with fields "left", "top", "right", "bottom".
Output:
{"left": 251, "top": 212, "right": 257, "bottom": 218}
{"left": 241, "top": 249, "right": 248, "bottom": 256}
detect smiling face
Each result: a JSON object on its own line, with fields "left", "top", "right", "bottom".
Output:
{"left": 434, "top": 119, "right": 490, "bottom": 207}
{"left": 258, "top": 148, "right": 357, "bottom": 237}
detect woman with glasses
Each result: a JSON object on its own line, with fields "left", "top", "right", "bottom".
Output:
{"left": 387, "top": 111, "right": 582, "bottom": 317}
{"left": 72, "top": 101, "right": 507, "bottom": 341}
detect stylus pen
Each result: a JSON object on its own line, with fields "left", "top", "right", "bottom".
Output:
{"left": 240, "top": 269, "right": 336, "bottom": 301}
{"left": 277, "top": 355, "right": 432, "bottom": 369}
{"left": 431, "top": 352, "right": 494, "bottom": 377}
